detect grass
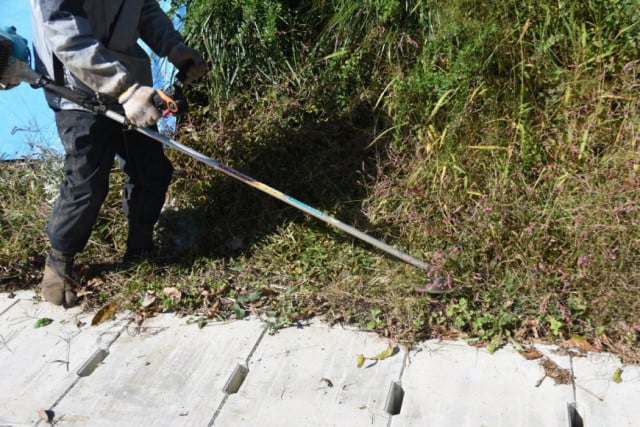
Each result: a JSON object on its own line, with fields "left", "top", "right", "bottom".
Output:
{"left": 2, "top": 0, "right": 639, "bottom": 363}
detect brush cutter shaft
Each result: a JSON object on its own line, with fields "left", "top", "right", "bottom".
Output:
{"left": 103, "top": 110, "right": 432, "bottom": 270}
{"left": 40, "top": 78, "right": 432, "bottom": 271}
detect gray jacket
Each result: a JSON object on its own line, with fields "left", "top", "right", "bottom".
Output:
{"left": 30, "top": 0, "right": 184, "bottom": 108}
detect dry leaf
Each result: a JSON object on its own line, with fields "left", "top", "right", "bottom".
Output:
{"left": 163, "top": 287, "right": 182, "bottom": 301}
{"left": 87, "top": 277, "right": 105, "bottom": 287}
{"left": 91, "top": 302, "right": 118, "bottom": 326}
{"left": 539, "top": 357, "right": 573, "bottom": 385}
{"left": 518, "top": 348, "right": 543, "bottom": 360}
{"left": 142, "top": 292, "right": 157, "bottom": 308}
{"left": 565, "top": 334, "right": 596, "bottom": 352}
{"left": 207, "top": 299, "right": 221, "bottom": 319}
{"left": 135, "top": 303, "right": 162, "bottom": 325}
{"left": 76, "top": 288, "right": 93, "bottom": 298}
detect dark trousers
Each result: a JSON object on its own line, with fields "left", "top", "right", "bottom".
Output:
{"left": 47, "top": 109, "right": 173, "bottom": 254}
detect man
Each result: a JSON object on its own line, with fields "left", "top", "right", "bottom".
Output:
{"left": 30, "top": 1, "right": 206, "bottom": 307}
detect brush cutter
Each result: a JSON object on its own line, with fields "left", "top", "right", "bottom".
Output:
{"left": 1, "top": 26, "right": 449, "bottom": 293}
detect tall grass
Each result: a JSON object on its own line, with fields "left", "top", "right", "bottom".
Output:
{"left": 176, "top": 0, "right": 293, "bottom": 100}
{"left": 0, "top": 154, "right": 61, "bottom": 284}
{"left": 172, "top": 0, "right": 639, "bottom": 355}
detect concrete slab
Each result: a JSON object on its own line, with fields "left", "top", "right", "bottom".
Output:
{"left": 51, "top": 316, "right": 266, "bottom": 427}
{"left": 572, "top": 352, "right": 640, "bottom": 426}
{"left": 2, "top": 289, "right": 640, "bottom": 427}
{"left": 390, "top": 340, "right": 573, "bottom": 427}
{"left": 0, "top": 298, "right": 128, "bottom": 426}
{"left": 215, "top": 322, "right": 404, "bottom": 427}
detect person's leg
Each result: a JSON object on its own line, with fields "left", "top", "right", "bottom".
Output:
{"left": 117, "top": 128, "right": 173, "bottom": 260}
{"left": 42, "top": 110, "right": 120, "bottom": 306}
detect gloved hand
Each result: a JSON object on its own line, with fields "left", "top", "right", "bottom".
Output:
{"left": 118, "top": 83, "right": 162, "bottom": 127}
{"left": 168, "top": 43, "right": 207, "bottom": 82}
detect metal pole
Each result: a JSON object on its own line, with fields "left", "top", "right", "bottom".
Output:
{"left": 41, "top": 79, "right": 432, "bottom": 271}
{"left": 104, "top": 110, "right": 432, "bottom": 271}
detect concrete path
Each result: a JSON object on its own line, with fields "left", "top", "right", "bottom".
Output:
{"left": 1, "top": 290, "right": 638, "bottom": 426}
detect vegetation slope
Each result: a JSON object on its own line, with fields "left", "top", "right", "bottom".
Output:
{"left": 1, "top": 0, "right": 638, "bottom": 362}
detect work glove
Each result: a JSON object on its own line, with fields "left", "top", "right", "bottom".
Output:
{"left": 118, "top": 83, "right": 162, "bottom": 127}
{"left": 168, "top": 43, "right": 207, "bottom": 82}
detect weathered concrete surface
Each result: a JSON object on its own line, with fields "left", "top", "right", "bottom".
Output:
{"left": 390, "top": 341, "right": 572, "bottom": 427}
{"left": 1, "top": 290, "right": 638, "bottom": 427}
{"left": 0, "top": 293, "right": 126, "bottom": 426}
{"left": 53, "top": 315, "right": 266, "bottom": 427}
{"left": 214, "top": 322, "right": 403, "bottom": 427}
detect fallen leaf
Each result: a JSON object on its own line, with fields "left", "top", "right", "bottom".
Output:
{"left": 34, "top": 318, "right": 53, "bottom": 328}
{"left": 163, "top": 287, "right": 182, "bottom": 301}
{"left": 76, "top": 287, "right": 93, "bottom": 298}
{"left": 565, "top": 334, "right": 596, "bottom": 352}
{"left": 91, "top": 302, "right": 118, "bottom": 326}
{"left": 518, "top": 348, "right": 543, "bottom": 360}
{"left": 87, "top": 277, "right": 105, "bottom": 287}
{"left": 207, "top": 299, "right": 221, "bottom": 319}
{"left": 539, "top": 357, "right": 573, "bottom": 385}
{"left": 356, "top": 345, "right": 398, "bottom": 368}
{"left": 135, "top": 302, "right": 162, "bottom": 325}
{"left": 371, "top": 344, "right": 396, "bottom": 361}
{"left": 142, "top": 292, "right": 157, "bottom": 308}
{"left": 613, "top": 367, "right": 623, "bottom": 383}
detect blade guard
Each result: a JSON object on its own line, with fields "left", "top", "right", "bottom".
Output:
{"left": 0, "top": 26, "right": 32, "bottom": 90}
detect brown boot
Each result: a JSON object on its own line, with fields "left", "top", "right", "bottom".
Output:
{"left": 40, "top": 250, "right": 77, "bottom": 307}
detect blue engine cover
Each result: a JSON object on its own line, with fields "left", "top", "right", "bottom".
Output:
{"left": 0, "top": 26, "right": 30, "bottom": 63}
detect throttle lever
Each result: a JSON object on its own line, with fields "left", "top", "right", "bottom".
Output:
{"left": 152, "top": 83, "right": 188, "bottom": 117}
